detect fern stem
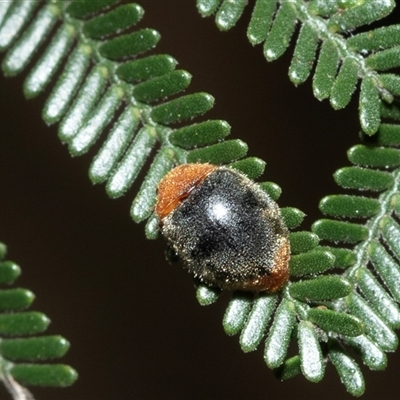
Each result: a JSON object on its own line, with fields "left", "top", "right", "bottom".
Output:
{"left": 346, "top": 167, "right": 400, "bottom": 279}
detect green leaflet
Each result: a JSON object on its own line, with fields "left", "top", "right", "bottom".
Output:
{"left": 308, "top": 0, "right": 340, "bottom": 17}
{"left": 90, "top": 106, "right": 140, "bottom": 184}
{"left": 380, "top": 74, "right": 400, "bottom": 97}
{"left": 0, "top": 312, "right": 49, "bottom": 336}
{"left": 334, "top": 166, "right": 394, "bottom": 191}
{"left": 348, "top": 144, "right": 400, "bottom": 168}
{"left": 0, "top": 336, "right": 70, "bottom": 361}
{"left": 43, "top": 44, "right": 93, "bottom": 124}
{"left": 380, "top": 215, "right": 400, "bottom": 261}
{"left": 264, "top": 298, "right": 296, "bottom": 369}
{"left": 319, "top": 247, "right": 356, "bottom": 269}
{"left": 289, "top": 23, "right": 319, "bottom": 86}
{"left": 312, "top": 39, "right": 339, "bottom": 100}
{"left": 0, "top": 289, "right": 34, "bottom": 311}
{"left": 288, "top": 231, "right": 319, "bottom": 255}
{"left": 196, "top": 284, "right": 220, "bottom": 306}
{"left": 187, "top": 139, "right": 248, "bottom": 164}
{"left": 298, "top": 321, "right": 324, "bottom": 382}
{"left": 280, "top": 207, "right": 305, "bottom": 229}
{"left": 99, "top": 29, "right": 160, "bottom": 60}
{"left": 381, "top": 102, "right": 400, "bottom": 121}
{"left": 370, "top": 123, "right": 400, "bottom": 146}
{"left": 239, "top": 294, "right": 277, "bottom": 352}
{"left": 58, "top": 66, "right": 109, "bottom": 142}
{"left": 329, "top": 343, "right": 365, "bottom": 397}
{"left": 0, "top": 0, "right": 41, "bottom": 50}
{"left": 330, "top": 57, "right": 359, "bottom": 110}
{"left": 66, "top": 0, "right": 120, "bottom": 19}
{"left": 319, "top": 195, "right": 380, "bottom": 219}
{"left": 68, "top": 85, "right": 124, "bottom": 156}
{"left": 368, "top": 241, "right": 400, "bottom": 303}
{"left": 290, "top": 276, "right": 352, "bottom": 302}
{"left": 312, "top": 219, "right": 368, "bottom": 243}
{"left": 345, "top": 335, "right": 387, "bottom": 371}
{"left": 348, "top": 25, "right": 400, "bottom": 52}
{"left": 247, "top": 0, "right": 277, "bottom": 45}
{"left": 366, "top": 46, "right": 400, "bottom": 71}
{"left": 10, "top": 364, "right": 77, "bottom": 387}
{"left": 289, "top": 250, "right": 335, "bottom": 276}
{"left": 328, "top": 0, "right": 395, "bottom": 32}
{"left": 116, "top": 55, "right": 178, "bottom": 84}
{"left": 83, "top": 3, "right": 144, "bottom": 39}
{"left": 359, "top": 76, "right": 381, "bottom": 136}
{"left": 0, "top": 261, "right": 20, "bottom": 284}
{"left": 307, "top": 308, "right": 364, "bottom": 337}
{"left": 130, "top": 148, "right": 175, "bottom": 222}
{"left": 216, "top": 0, "right": 247, "bottom": 31}
{"left": 0, "top": 1, "right": 13, "bottom": 27}
{"left": 276, "top": 355, "right": 302, "bottom": 380}
{"left": 229, "top": 157, "right": 266, "bottom": 179}
{"left": 346, "top": 293, "right": 398, "bottom": 351}
{"left": 223, "top": 292, "right": 254, "bottom": 336}
{"left": 133, "top": 70, "right": 192, "bottom": 103}
{"left": 263, "top": 1, "right": 297, "bottom": 62}
{"left": 106, "top": 126, "right": 157, "bottom": 198}
{"left": 196, "top": 0, "right": 222, "bottom": 17}
{"left": 169, "top": 120, "right": 231, "bottom": 149}
{"left": 151, "top": 93, "right": 215, "bottom": 124}
{"left": 145, "top": 213, "right": 160, "bottom": 240}
{"left": 355, "top": 267, "right": 400, "bottom": 328}
{"left": 24, "top": 24, "right": 76, "bottom": 98}
{"left": 258, "top": 181, "right": 282, "bottom": 201}
{"left": 2, "top": 3, "right": 59, "bottom": 76}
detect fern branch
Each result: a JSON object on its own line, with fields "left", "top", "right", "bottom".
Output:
{"left": 197, "top": 0, "right": 400, "bottom": 135}
{"left": 0, "top": 242, "right": 77, "bottom": 400}
{"left": 2, "top": 0, "right": 400, "bottom": 397}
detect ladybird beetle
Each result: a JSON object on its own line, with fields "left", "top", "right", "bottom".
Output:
{"left": 155, "top": 164, "right": 290, "bottom": 292}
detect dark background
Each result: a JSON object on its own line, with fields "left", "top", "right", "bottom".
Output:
{"left": 0, "top": 1, "right": 398, "bottom": 399}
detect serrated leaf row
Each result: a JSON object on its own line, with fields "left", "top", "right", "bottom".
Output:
{"left": 196, "top": 0, "right": 400, "bottom": 135}
{"left": 0, "top": 242, "right": 77, "bottom": 395}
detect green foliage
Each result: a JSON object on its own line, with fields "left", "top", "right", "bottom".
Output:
{"left": 329, "top": 343, "right": 365, "bottom": 397}
{"left": 194, "top": 0, "right": 400, "bottom": 396}
{"left": 297, "top": 320, "right": 324, "bottom": 382}
{"left": 307, "top": 307, "right": 364, "bottom": 337}
{"left": 290, "top": 276, "right": 353, "bottom": 301}
{"left": 1, "top": 0, "right": 400, "bottom": 398}
{"left": 197, "top": 0, "right": 399, "bottom": 135}
{"left": 0, "top": 242, "right": 76, "bottom": 398}
{"left": 306, "top": 116, "right": 400, "bottom": 392}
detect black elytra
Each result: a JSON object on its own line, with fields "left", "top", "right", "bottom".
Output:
{"left": 159, "top": 166, "right": 290, "bottom": 292}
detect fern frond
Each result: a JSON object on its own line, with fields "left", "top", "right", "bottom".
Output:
{"left": 196, "top": 0, "right": 400, "bottom": 135}
{"left": 195, "top": 198, "right": 369, "bottom": 393}
{"left": 0, "top": 0, "right": 289, "bottom": 241}
{"left": 301, "top": 122, "right": 400, "bottom": 393}
{"left": 0, "top": 242, "right": 77, "bottom": 399}
{"left": 2, "top": 0, "right": 399, "bottom": 396}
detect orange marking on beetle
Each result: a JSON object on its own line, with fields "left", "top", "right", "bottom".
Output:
{"left": 156, "top": 164, "right": 217, "bottom": 219}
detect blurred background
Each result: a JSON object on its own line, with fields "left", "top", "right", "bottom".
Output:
{"left": 0, "top": 1, "right": 398, "bottom": 399}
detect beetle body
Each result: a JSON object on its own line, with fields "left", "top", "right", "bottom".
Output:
{"left": 156, "top": 164, "right": 290, "bottom": 292}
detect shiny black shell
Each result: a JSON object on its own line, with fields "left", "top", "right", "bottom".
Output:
{"left": 161, "top": 167, "right": 289, "bottom": 291}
